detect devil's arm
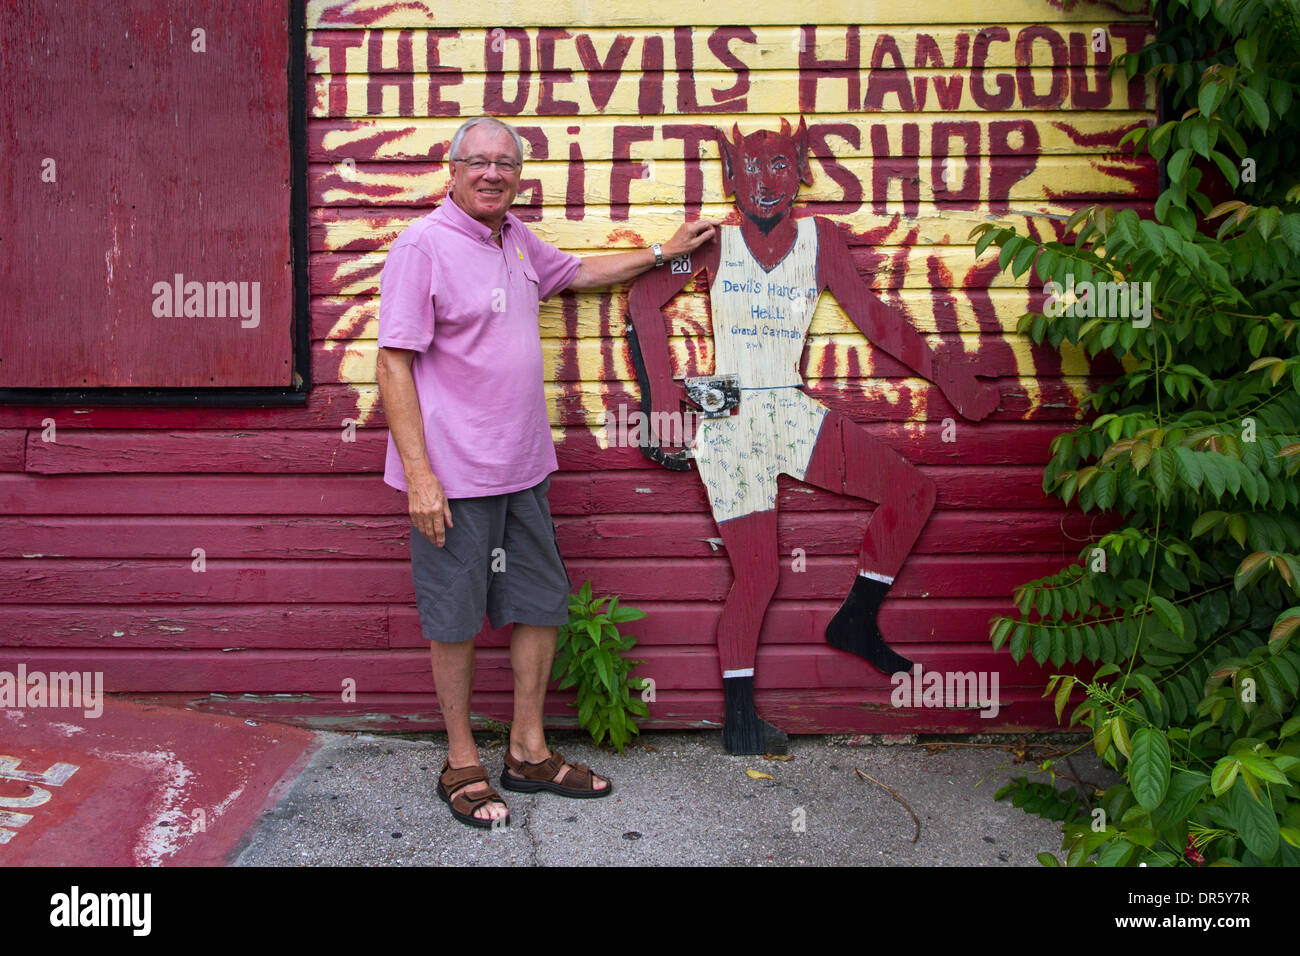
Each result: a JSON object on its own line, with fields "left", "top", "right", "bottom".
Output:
{"left": 815, "top": 218, "right": 993, "bottom": 419}
{"left": 626, "top": 239, "right": 721, "bottom": 403}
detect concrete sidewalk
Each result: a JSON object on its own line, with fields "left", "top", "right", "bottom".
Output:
{"left": 233, "top": 729, "right": 1119, "bottom": 867}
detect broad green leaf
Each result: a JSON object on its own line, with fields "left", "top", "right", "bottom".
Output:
{"left": 1010, "top": 623, "right": 1030, "bottom": 661}
{"left": 1279, "top": 714, "right": 1300, "bottom": 739}
{"left": 1093, "top": 470, "right": 1117, "bottom": 510}
{"left": 1130, "top": 728, "right": 1171, "bottom": 810}
{"left": 1151, "top": 447, "right": 1176, "bottom": 498}
{"left": 1149, "top": 596, "right": 1183, "bottom": 636}
{"left": 1094, "top": 719, "right": 1113, "bottom": 757}
{"left": 1268, "top": 613, "right": 1300, "bottom": 650}
{"left": 1197, "top": 81, "right": 1220, "bottom": 118}
{"left": 1173, "top": 447, "right": 1203, "bottom": 489}
{"left": 1168, "top": 147, "right": 1193, "bottom": 182}
{"left": 1234, "top": 552, "right": 1271, "bottom": 591}
{"left": 1236, "top": 752, "right": 1289, "bottom": 785}
{"left": 990, "top": 617, "right": 1014, "bottom": 650}
{"left": 1054, "top": 676, "right": 1075, "bottom": 722}
{"left": 1012, "top": 241, "right": 1038, "bottom": 278}
{"left": 1227, "top": 514, "right": 1247, "bottom": 548}
{"left": 1229, "top": 778, "right": 1279, "bottom": 860}
{"left": 1151, "top": 770, "right": 1209, "bottom": 831}
{"left": 1191, "top": 510, "right": 1226, "bottom": 537}
{"left": 1031, "top": 625, "right": 1051, "bottom": 663}
{"left": 1098, "top": 839, "right": 1139, "bottom": 867}
{"left": 1202, "top": 455, "right": 1228, "bottom": 499}
{"left": 1112, "top": 716, "right": 1132, "bottom": 759}
{"left": 1238, "top": 86, "right": 1270, "bottom": 131}
{"left": 1211, "top": 757, "right": 1241, "bottom": 796}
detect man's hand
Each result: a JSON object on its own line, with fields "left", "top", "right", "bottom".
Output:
{"left": 407, "top": 470, "right": 454, "bottom": 547}
{"left": 662, "top": 220, "right": 718, "bottom": 260}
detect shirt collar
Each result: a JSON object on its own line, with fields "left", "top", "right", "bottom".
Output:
{"left": 441, "top": 195, "right": 515, "bottom": 245}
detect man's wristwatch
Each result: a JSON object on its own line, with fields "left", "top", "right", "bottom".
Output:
{"left": 651, "top": 243, "right": 664, "bottom": 268}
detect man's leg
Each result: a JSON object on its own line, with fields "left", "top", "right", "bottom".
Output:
{"left": 506, "top": 623, "right": 607, "bottom": 791}
{"left": 430, "top": 638, "right": 477, "bottom": 765}
{"left": 491, "top": 478, "right": 608, "bottom": 791}
{"left": 428, "top": 639, "right": 507, "bottom": 821}
{"left": 411, "top": 505, "right": 508, "bottom": 824}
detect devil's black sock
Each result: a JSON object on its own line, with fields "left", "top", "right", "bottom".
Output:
{"left": 825, "top": 573, "right": 914, "bottom": 675}
{"left": 721, "top": 676, "right": 788, "bottom": 755}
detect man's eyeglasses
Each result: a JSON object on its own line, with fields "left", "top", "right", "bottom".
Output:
{"left": 454, "top": 157, "right": 520, "bottom": 174}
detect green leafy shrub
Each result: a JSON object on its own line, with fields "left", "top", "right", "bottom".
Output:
{"left": 552, "top": 580, "right": 650, "bottom": 753}
{"left": 983, "top": 0, "right": 1300, "bottom": 865}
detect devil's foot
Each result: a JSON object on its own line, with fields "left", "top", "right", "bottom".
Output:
{"left": 722, "top": 716, "right": 788, "bottom": 756}
{"left": 826, "top": 574, "right": 914, "bottom": 675}
{"left": 722, "top": 675, "right": 789, "bottom": 755}
{"left": 722, "top": 714, "right": 789, "bottom": 756}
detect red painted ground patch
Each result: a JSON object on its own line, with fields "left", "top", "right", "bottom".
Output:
{"left": 0, "top": 697, "right": 315, "bottom": 866}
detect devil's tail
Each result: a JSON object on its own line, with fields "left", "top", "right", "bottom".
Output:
{"left": 623, "top": 317, "right": 692, "bottom": 471}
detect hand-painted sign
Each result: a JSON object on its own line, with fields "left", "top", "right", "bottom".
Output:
{"left": 628, "top": 119, "right": 1003, "bottom": 751}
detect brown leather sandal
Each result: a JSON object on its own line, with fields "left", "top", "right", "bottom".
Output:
{"left": 437, "top": 760, "right": 510, "bottom": 828}
{"left": 500, "top": 748, "right": 613, "bottom": 799}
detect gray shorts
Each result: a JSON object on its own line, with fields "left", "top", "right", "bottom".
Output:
{"left": 409, "top": 475, "right": 572, "bottom": 643}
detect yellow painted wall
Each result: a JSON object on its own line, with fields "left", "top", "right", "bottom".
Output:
{"left": 305, "top": 0, "right": 1155, "bottom": 438}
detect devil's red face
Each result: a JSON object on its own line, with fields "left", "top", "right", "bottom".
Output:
{"left": 732, "top": 131, "right": 801, "bottom": 226}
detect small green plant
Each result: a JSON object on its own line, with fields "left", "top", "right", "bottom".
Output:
{"left": 552, "top": 580, "right": 650, "bottom": 753}
{"left": 478, "top": 718, "right": 511, "bottom": 748}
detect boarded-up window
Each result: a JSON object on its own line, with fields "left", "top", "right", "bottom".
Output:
{"left": 0, "top": 1, "right": 294, "bottom": 388}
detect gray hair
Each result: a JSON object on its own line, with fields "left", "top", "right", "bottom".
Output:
{"left": 448, "top": 116, "right": 524, "bottom": 164}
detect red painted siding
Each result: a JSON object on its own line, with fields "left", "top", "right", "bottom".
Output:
{"left": 0, "top": 0, "right": 1157, "bottom": 734}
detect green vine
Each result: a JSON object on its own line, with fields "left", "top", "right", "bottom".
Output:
{"left": 985, "top": 0, "right": 1300, "bottom": 866}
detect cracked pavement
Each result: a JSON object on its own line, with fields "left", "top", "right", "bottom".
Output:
{"left": 232, "top": 729, "right": 1118, "bottom": 866}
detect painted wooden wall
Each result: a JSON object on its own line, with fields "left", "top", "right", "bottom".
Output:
{"left": 0, "top": 0, "right": 1157, "bottom": 734}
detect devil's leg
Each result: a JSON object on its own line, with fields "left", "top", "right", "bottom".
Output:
{"left": 713, "top": 509, "right": 788, "bottom": 754}
{"left": 803, "top": 413, "right": 936, "bottom": 674}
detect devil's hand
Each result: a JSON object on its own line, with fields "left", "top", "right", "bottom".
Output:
{"left": 932, "top": 350, "right": 999, "bottom": 422}
{"left": 648, "top": 378, "right": 694, "bottom": 447}
{"left": 949, "top": 377, "right": 1000, "bottom": 422}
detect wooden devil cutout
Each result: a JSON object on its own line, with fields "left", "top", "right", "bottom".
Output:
{"left": 626, "top": 118, "right": 1000, "bottom": 754}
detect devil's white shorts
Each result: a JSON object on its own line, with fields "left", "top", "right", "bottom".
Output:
{"left": 690, "top": 386, "right": 829, "bottom": 522}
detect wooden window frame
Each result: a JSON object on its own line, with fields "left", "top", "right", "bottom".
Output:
{"left": 0, "top": 0, "right": 310, "bottom": 408}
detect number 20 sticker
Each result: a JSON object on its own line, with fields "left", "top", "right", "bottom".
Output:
{"left": 670, "top": 255, "right": 692, "bottom": 274}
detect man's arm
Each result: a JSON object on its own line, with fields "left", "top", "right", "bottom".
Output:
{"left": 568, "top": 220, "right": 717, "bottom": 291}
{"left": 376, "top": 346, "right": 454, "bottom": 545}
{"left": 816, "top": 218, "right": 999, "bottom": 421}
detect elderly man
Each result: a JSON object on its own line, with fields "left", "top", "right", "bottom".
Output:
{"left": 377, "top": 116, "right": 714, "bottom": 828}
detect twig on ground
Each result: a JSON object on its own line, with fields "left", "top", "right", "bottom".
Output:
{"left": 854, "top": 768, "right": 921, "bottom": 844}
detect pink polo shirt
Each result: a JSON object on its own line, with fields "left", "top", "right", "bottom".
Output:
{"left": 378, "top": 197, "right": 580, "bottom": 498}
